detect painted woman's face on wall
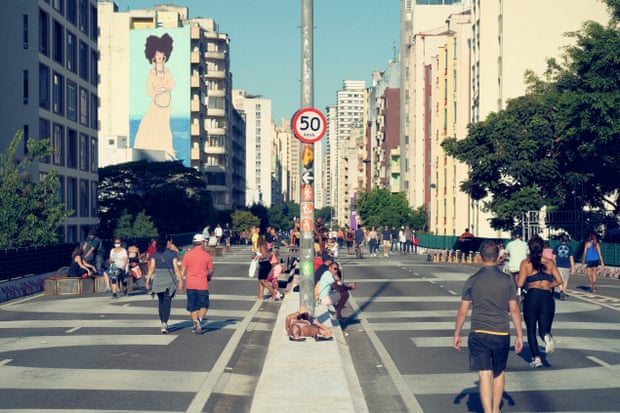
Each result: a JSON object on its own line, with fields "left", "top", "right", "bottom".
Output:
{"left": 153, "top": 51, "right": 166, "bottom": 64}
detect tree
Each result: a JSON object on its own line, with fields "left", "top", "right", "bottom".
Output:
{"left": 355, "top": 189, "right": 420, "bottom": 229}
{"left": 0, "top": 131, "right": 70, "bottom": 248}
{"left": 248, "top": 203, "right": 269, "bottom": 232}
{"left": 113, "top": 209, "right": 158, "bottom": 240}
{"left": 231, "top": 210, "right": 260, "bottom": 234}
{"left": 98, "top": 160, "right": 213, "bottom": 238}
{"left": 267, "top": 205, "right": 289, "bottom": 231}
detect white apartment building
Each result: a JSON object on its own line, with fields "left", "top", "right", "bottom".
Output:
{"left": 98, "top": 2, "right": 243, "bottom": 210}
{"left": 400, "top": 0, "right": 609, "bottom": 237}
{"left": 233, "top": 90, "right": 273, "bottom": 207}
{"left": 0, "top": 0, "right": 100, "bottom": 243}
{"left": 333, "top": 80, "right": 367, "bottom": 229}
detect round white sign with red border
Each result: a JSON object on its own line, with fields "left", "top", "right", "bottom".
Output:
{"left": 292, "top": 108, "right": 327, "bottom": 143}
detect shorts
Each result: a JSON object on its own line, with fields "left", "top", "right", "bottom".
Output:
{"left": 346, "top": 240, "right": 353, "bottom": 248}
{"left": 383, "top": 240, "right": 391, "bottom": 247}
{"left": 320, "top": 291, "right": 342, "bottom": 306}
{"left": 109, "top": 269, "right": 126, "bottom": 284}
{"left": 558, "top": 267, "right": 571, "bottom": 283}
{"left": 258, "top": 260, "right": 271, "bottom": 280}
{"left": 468, "top": 331, "right": 510, "bottom": 377}
{"left": 586, "top": 260, "right": 600, "bottom": 268}
{"left": 186, "top": 289, "right": 210, "bottom": 312}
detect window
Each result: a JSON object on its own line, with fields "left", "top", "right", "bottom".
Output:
{"left": 79, "top": 87, "right": 88, "bottom": 126}
{"left": 52, "top": 123, "right": 64, "bottom": 166}
{"left": 79, "top": 0, "right": 88, "bottom": 34}
{"left": 66, "top": 0, "right": 76, "bottom": 25}
{"left": 79, "top": 133, "right": 88, "bottom": 171}
{"left": 67, "top": 128, "right": 77, "bottom": 168}
{"left": 52, "top": 72, "right": 64, "bottom": 115}
{"left": 67, "top": 177, "right": 77, "bottom": 216}
{"left": 90, "top": 93, "right": 98, "bottom": 129}
{"left": 67, "top": 80, "right": 77, "bottom": 121}
{"left": 56, "top": 175, "right": 65, "bottom": 205}
{"left": 79, "top": 41, "right": 88, "bottom": 80}
{"left": 39, "top": 64, "right": 50, "bottom": 110}
{"left": 23, "top": 70, "right": 29, "bottom": 104}
{"left": 23, "top": 15, "right": 29, "bottom": 49}
{"left": 39, "top": 9, "right": 49, "bottom": 56}
{"left": 52, "top": 20, "right": 63, "bottom": 64}
{"left": 52, "top": 0, "right": 64, "bottom": 14}
{"left": 90, "top": 49, "right": 97, "bottom": 85}
{"left": 90, "top": 181, "right": 98, "bottom": 216}
{"left": 90, "top": 4, "right": 97, "bottom": 40}
{"left": 79, "top": 179, "right": 89, "bottom": 217}
{"left": 66, "top": 31, "right": 76, "bottom": 72}
{"left": 90, "top": 136, "right": 97, "bottom": 173}
{"left": 39, "top": 118, "right": 50, "bottom": 163}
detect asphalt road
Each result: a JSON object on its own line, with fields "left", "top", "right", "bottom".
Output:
{"left": 337, "top": 250, "right": 620, "bottom": 413}
{"left": 0, "top": 245, "right": 618, "bottom": 413}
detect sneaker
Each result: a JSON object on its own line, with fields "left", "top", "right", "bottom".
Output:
{"left": 193, "top": 319, "right": 202, "bottom": 334}
{"left": 161, "top": 323, "right": 168, "bottom": 334}
{"left": 529, "top": 359, "right": 543, "bottom": 368}
{"left": 544, "top": 334, "right": 555, "bottom": 355}
{"left": 103, "top": 288, "right": 111, "bottom": 293}
{"left": 112, "top": 293, "right": 118, "bottom": 299}
{"left": 559, "top": 291, "right": 566, "bottom": 300}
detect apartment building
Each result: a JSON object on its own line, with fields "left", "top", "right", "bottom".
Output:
{"left": 0, "top": 0, "right": 100, "bottom": 243}
{"left": 332, "top": 80, "right": 367, "bottom": 229}
{"left": 400, "top": 0, "right": 608, "bottom": 237}
{"left": 367, "top": 60, "right": 401, "bottom": 192}
{"left": 232, "top": 90, "right": 273, "bottom": 207}
{"left": 97, "top": 2, "right": 244, "bottom": 210}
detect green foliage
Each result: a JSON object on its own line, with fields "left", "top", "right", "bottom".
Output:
{"left": 267, "top": 205, "right": 289, "bottom": 231}
{"left": 0, "top": 131, "right": 70, "bottom": 248}
{"left": 98, "top": 160, "right": 213, "bottom": 238}
{"left": 443, "top": 11, "right": 620, "bottom": 231}
{"left": 355, "top": 189, "right": 425, "bottom": 230}
{"left": 113, "top": 209, "right": 158, "bottom": 240}
{"left": 248, "top": 203, "right": 269, "bottom": 232}
{"left": 231, "top": 210, "right": 260, "bottom": 234}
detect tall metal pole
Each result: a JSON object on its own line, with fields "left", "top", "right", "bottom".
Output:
{"left": 299, "top": 0, "right": 315, "bottom": 315}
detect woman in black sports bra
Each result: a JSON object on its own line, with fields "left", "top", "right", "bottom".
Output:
{"left": 516, "top": 236, "right": 562, "bottom": 368}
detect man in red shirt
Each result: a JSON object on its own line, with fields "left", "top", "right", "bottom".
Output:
{"left": 181, "top": 234, "right": 214, "bottom": 334}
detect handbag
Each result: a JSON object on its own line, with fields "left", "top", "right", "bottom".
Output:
{"left": 248, "top": 258, "right": 258, "bottom": 278}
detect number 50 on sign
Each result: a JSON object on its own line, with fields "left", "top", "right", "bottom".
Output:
{"left": 291, "top": 108, "right": 327, "bottom": 143}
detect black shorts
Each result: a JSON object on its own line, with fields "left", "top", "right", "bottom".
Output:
{"left": 586, "top": 260, "right": 600, "bottom": 268}
{"left": 186, "top": 289, "right": 209, "bottom": 312}
{"left": 468, "top": 331, "right": 510, "bottom": 377}
{"left": 258, "top": 260, "right": 271, "bottom": 280}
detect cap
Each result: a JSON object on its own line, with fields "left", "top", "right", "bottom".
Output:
{"left": 88, "top": 228, "right": 96, "bottom": 235}
{"left": 401, "top": 226, "right": 404, "bottom": 229}
{"left": 192, "top": 233, "right": 205, "bottom": 243}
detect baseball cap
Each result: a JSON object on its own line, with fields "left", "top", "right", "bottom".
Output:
{"left": 192, "top": 233, "right": 205, "bottom": 243}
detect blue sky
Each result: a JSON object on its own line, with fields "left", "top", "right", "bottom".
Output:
{"left": 112, "top": 0, "right": 400, "bottom": 121}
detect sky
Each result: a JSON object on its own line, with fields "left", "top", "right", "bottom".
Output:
{"left": 112, "top": 0, "right": 401, "bottom": 122}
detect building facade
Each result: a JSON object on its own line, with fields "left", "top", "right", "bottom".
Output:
{"left": 0, "top": 0, "right": 100, "bottom": 243}
{"left": 232, "top": 90, "right": 273, "bottom": 207}
{"left": 98, "top": 2, "right": 244, "bottom": 211}
{"left": 400, "top": 0, "right": 609, "bottom": 237}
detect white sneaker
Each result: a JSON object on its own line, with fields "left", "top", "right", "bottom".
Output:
{"left": 193, "top": 319, "right": 202, "bottom": 334}
{"left": 529, "top": 358, "right": 543, "bottom": 368}
{"left": 544, "top": 334, "right": 555, "bottom": 355}
{"left": 161, "top": 323, "right": 168, "bottom": 334}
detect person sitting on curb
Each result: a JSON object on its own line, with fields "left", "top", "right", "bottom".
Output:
{"left": 285, "top": 305, "right": 333, "bottom": 342}
{"left": 315, "top": 261, "right": 356, "bottom": 321}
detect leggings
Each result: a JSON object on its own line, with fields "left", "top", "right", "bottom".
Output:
{"left": 157, "top": 291, "right": 173, "bottom": 324}
{"left": 522, "top": 288, "right": 555, "bottom": 358}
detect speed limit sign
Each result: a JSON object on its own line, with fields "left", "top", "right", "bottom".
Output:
{"left": 291, "top": 108, "right": 327, "bottom": 143}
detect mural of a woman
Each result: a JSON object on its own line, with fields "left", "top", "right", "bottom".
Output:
{"left": 133, "top": 33, "right": 176, "bottom": 159}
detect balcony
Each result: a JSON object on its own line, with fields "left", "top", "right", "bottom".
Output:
{"left": 190, "top": 145, "right": 200, "bottom": 160}
{"left": 191, "top": 50, "right": 200, "bottom": 63}
{"left": 208, "top": 88, "right": 225, "bottom": 97}
{"left": 191, "top": 26, "right": 201, "bottom": 39}
{"left": 191, "top": 122, "right": 201, "bottom": 136}
{"left": 208, "top": 107, "right": 225, "bottom": 117}
{"left": 206, "top": 51, "right": 225, "bottom": 60}
{"left": 205, "top": 70, "right": 226, "bottom": 79}
{"left": 191, "top": 98, "right": 200, "bottom": 112}
{"left": 191, "top": 73, "right": 201, "bottom": 88}
{"left": 204, "top": 144, "right": 225, "bottom": 155}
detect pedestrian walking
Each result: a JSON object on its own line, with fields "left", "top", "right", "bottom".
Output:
{"left": 381, "top": 225, "right": 391, "bottom": 257}
{"left": 453, "top": 240, "right": 523, "bottom": 413}
{"left": 552, "top": 234, "right": 574, "bottom": 300}
{"left": 146, "top": 234, "right": 183, "bottom": 334}
{"left": 516, "top": 236, "right": 562, "bottom": 368}
{"left": 181, "top": 234, "right": 214, "bottom": 334}
{"left": 582, "top": 233, "right": 604, "bottom": 292}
